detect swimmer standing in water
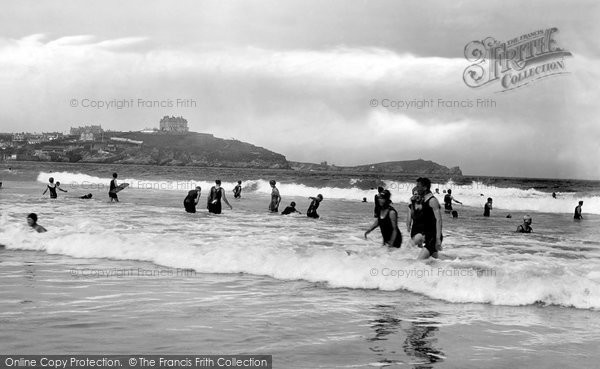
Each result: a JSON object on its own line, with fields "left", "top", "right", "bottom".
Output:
{"left": 415, "top": 177, "right": 442, "bottom": 259}
{"left": 406, "top": 188, "right": 425, "bottom": 247}
{"left": 268, "top": 180, "right": 281, "bottom": 212}
{"left": 207, "top": 180, "right": 232, "bottom": 214}
{"left": 484, "top": 197, "right": 493, "bottom": 217}
{"left": 306, "top": 194, "right": 323, "bottom": 218}
{"left": 42, "top": 177, "right": 67, "bottom": 199}
{"left": 443, "top": 189, "right": 462, "bottom": 214}
{"left": 108, "top": 173, "right": 119, "bottom": 202}
{"left": 364, "top": 190, "right": 402, "bottom": 248}
{"left": 233, "top": 181, "right": 242, "bottom": 199}
{"left": 574, "top": 201, "right": 583, "bottom": 220}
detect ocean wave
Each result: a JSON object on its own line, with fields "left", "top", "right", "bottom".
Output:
{"left": 1, "top": 215, "right": 598, "bottom": 310}
{"left": 36, "top": 171, "right": 600, "bottom": 214}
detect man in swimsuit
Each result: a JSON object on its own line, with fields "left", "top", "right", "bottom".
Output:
{"left": 184, "top": 186, "right": 202, "bottom": 213}
{"left": 516, "top": 215, "right": 533, "bottom": 233}
{"left": 42, "top": 177, "right": 67, "bottom": 198}
{"left": 364, "top": 190, "right": 402, "bottom": 248}
{"left": 415, "top": 177, "right": 442, "bottom": 259}
{"left": 484, "top": 197, "right": 493, "bottom": 217}
{"left": 27, "top": 213, "right": 47, "bottom": 233}
{"left": 80, "top": 193, "right": 93, "bottom": 199}
{"left": 373, "top": 186, "right": 384, "bottom": 218}
{"left": 233, "top": 181, "right": 242, "bottom": 199}
{"left": 306, "top": 194, "right": 323, "bottom": 218}
{"left": 269, "top": 180, "right": 281, "bottom": 212}
{"left": 109, "top": 173, "right": 119, "bottom": 202}
{"left": 406, "top": 188, "right": 425, "bottom": 247}
{"left": 443, "top": 189, "right": 462, "bottom": 214}
{"left": 207, "top": 180, "right": 232, "bottom": 214}
{"left": 281, "top": 201, "right": 301, "bottom": 215}
{"left": 574, "top": 201, "right": 583, "bottom": 220}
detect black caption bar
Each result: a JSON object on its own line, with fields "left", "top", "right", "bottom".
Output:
{"left": 1, "top": 355, "right": 272, "bottom": 369}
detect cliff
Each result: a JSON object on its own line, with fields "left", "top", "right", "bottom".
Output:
{"left": 9, "top": 131, "right": 462, "bottom": 174}
{"left": 289, "top": 159, "right": 462, "bottom": 176}
{"left": 82, "top": 132, "right": 290, "bottom": 169}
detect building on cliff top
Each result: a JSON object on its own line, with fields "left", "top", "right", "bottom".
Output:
{"left": 159, "top": 116, "right": 188, "bottom": 133}
{"left": 70, "top": 125, "right": 103, "bottom": 141}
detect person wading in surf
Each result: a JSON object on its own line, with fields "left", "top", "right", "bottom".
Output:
{"left": 365, "top": 190, "right": 402, "bottom": 248}
{"left": 207, "top": 180, "right": 232, "bottom": 214}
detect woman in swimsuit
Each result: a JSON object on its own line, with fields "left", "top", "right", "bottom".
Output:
{"left": 364, "top": 190, "right": 402, "bottom": 248}
{"left": 184, "top": 186, "right": 201, "bottom": 213}
{"left": 207, "top": 180, "right": 232, "bottom": 214}
{"left": 42, "top": 177, "right": 67, "bottom": 199}
{"left": 407, "top": 188, "right": 425, "bottom": 247}
{"left": 268, "top": 180, "right": 281, "bottom": 212}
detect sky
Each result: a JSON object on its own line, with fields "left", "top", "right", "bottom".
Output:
{"left": 0, "top": 0, "right": 598, "bottom": 179}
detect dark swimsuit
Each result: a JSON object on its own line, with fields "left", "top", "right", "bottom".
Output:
{"left": 421, "top": 195, "right": 441, "bottom": 256}
{"left": 47, "top": 184, "right": 57, "bottom": 199}
{"left": 281, "top": 206, "right": 297, "bottom": 215}
{"left": 269, "top": 188, "right": 279, "bottom": 212}
{"left": 233, "top": 185, "right": 241, "bottom": 199}
{"left": 109, "top": 179, "right": 118, "bottom": 199}
{"left": 378, "top": 206, "right": 402, "bottom": 248}
{"left": 484, "top": 203, "right": 491, "bottom": 217}
{"left": 409, "top": 203, "right": 425, "bottom": 238}
{"left": 184, "top": 190, "right": 198, "bottom": 213}
{"left": 207, "top": 186, "right": 222, "bottom": 214}
{"left": 444, "top": 194, "right": 452, "bottom": 212}
{"left": 574, "top": 207, "right": 582, "bottom": 219}
{"left": 517, "top": 225, "right": 532, "bottom": 233}
{"left": 307, "top": 199, "right": 320, "bottom": 218}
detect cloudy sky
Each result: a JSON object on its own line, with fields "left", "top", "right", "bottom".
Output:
{"left": 0, "top": 0, "right": 598, "bottom": 179}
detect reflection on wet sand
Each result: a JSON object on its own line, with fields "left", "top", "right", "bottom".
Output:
{"left": 403, "top": 311, "right": 445, "bottom": 369}
{"left": 368, "top": 304, "right": 445, "bottom": 368}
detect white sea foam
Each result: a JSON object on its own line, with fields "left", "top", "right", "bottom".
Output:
{"left": 1, "top": 207, "right": 598, "bottom": 310}
{"left": 37, "top": 172, "right": 600, "bottom": 214}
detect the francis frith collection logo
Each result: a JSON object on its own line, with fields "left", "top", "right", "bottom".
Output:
{"left": 463, "top": 27, "right": 572, "bottom": 92}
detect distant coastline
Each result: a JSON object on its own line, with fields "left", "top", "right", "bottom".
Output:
{"left": 1, "top": 130, "right": 462, "bottom": 175}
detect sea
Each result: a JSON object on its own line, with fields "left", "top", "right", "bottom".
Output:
{"left": 1, "top": 162, "right": 599, "bottom": 368}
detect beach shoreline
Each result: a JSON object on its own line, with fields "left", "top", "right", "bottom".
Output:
{"left": 1, "top": 248, "right": 598, "bottom": 368}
